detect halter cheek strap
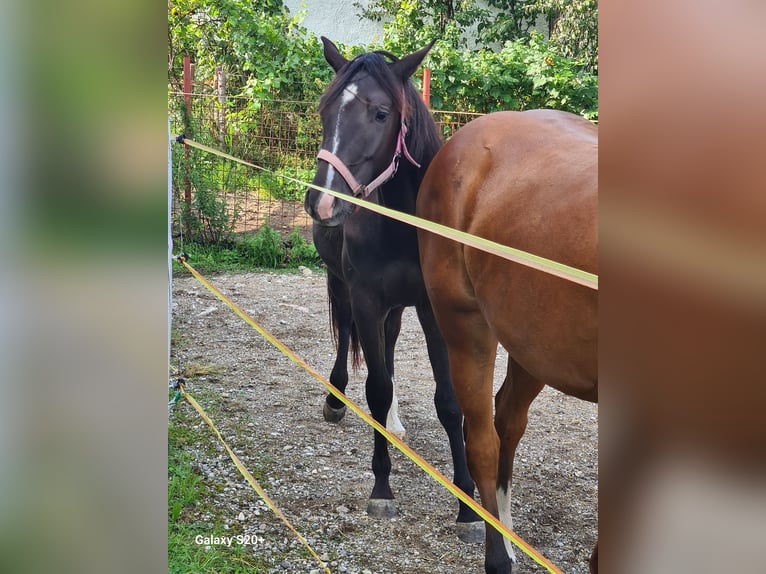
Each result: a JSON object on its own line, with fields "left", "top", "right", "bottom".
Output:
{"left": 316, "top": 89, "right": 420, "bottom": 198}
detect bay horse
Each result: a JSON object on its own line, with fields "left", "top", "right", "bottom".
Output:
{"left": 417, "top": 110, "right": 598, "bottom": 573}
{"left": 303, "top": 37, "right": 483, "bottom": 540}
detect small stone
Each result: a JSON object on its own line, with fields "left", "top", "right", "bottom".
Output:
{"left": 197, "top": 306, "right": 217, "bottom": 317}
{"left": 237, "top": 512, "right": 245, "bottom": 521}
{"left": 336, "top": 505, "right": 349, "bottom": 514}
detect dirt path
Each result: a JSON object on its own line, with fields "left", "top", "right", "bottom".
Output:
{"left": 171, "top": 270, "right": 597, "bottom": 573}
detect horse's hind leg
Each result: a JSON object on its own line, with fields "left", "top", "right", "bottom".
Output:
{"left": 415, "top": 300, "right": 483, "bottom": 541}
{"left": 438, "top": 309, "right": 511, "bottom": 572}
{"left": 323, "top": 272, "right": 354, "bottom": 423}
{"left": 589, "top": 539, "right": 598, "bottom": 573}
{"left": 494, "top": 358, "right": 545, "bottom": 563}
{"left": 352, "top": 299, "right": 397, "bottom": 518}
{"left": 382, "top": 306, "right": 406, "bottom": 439}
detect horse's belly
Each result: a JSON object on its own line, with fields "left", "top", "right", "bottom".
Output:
{"left": 470, "top": 258, "right": 598, "bottom": 398}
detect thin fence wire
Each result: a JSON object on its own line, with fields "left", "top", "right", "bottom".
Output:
{"left": 169, "top": 92, "right": 481, "bottom": 244}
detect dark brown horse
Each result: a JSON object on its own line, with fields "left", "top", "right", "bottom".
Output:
{"left": 417, "top": 110, "right": 598, "bottom": 573}
{"left": 304, "top": 37, "right": 483, "bottom": 540}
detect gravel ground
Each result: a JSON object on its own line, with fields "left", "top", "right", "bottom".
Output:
{"left": 171, "top": 270, "right": 597, "bottom": 573}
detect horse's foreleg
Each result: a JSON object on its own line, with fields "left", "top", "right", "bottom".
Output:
{"left": 324, "top": 273, "right": 353, "bottom": 423}
{"left": 353, "top": 300, "right": 396, "bottom": 517}
{"left": 494, "top": 359, "right": 545, "bottom": 564}
{"left": 415, "top": 300, "right": 483, "bottom": 540}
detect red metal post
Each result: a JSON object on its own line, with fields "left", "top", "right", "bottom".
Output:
{"left": 422, "top": 67, "right": 431, "bottom": 108}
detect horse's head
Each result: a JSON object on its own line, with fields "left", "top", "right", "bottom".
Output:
{"left": 304, "top": 37, "right": 435, "bottom": 227}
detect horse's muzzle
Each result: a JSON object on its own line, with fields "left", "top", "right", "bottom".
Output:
{"left": 305, "top": 188, "right": 349, "bottom": 227}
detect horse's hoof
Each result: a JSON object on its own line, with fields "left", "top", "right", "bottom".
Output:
{"left": 323, "top": 402, "right": 347, "bottom": 423}
{"left": 366, "top": 499, "right": 397, "bottom": 519}
{"left": 456, "top": 520, "right": 485, "bottom": 544}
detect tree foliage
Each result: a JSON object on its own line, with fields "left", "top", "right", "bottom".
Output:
{"left": 426, "top": 32, "right": 597, "bottom": 118}
{"left": 355, "top": 0, "right": 597, "bottom": 117}
{"left": 169, "top": 0, "right": 597, "bottom": 114}
{"left": 524, "top": 0, "right": 598, "bottom": 72}
{"left": 357, "top": 0, "right": 598, "bottom": 73}
{"left": 168, "top": 0, "right": 333, "bottom": 101}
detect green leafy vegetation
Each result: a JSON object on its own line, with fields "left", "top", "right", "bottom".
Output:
{"left": 173, "top": 225, "right": 322, "bottom": 273}
{"left": 168, "top": 0, "right": 597, "bottom": 246}
{"left": 358, "top": 0, "right": 598, "bottom": 73}
{"left": 169, "top": 0, "right": 333, "bottom": 102}
{"left": 169, "top": 0, "right": 598, "bottom": 115}
{"left": 425, "top": 32, "right": 597, "bottom": 117}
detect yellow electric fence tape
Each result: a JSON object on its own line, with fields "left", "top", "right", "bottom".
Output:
{"left": 177, "top": 382, "right": 332, "bottom": 574}
{"left": 176, "top": 137, "right": 597, "bottom": 290}
{"left": 176, "top": 256, "right": 564, "bottom": 574}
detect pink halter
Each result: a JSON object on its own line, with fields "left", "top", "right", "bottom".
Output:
{"left": 316, "top": 89, "right": 420, "bottom": 198}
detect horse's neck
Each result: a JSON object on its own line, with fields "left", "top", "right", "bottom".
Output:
{"left": 381, "top": 167, "right": 421, "bottom": 214}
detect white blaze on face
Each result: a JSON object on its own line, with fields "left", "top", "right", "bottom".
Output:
{"left": 385, "top": 377, "right": 406, "bottom": 440}
{"left": 317, "top": 83, "right": 358, "bottom": 220}
{"left": 497, "top": 484, "right": 517, "bottom": 563}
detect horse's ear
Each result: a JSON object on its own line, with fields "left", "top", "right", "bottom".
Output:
{"left": 390, "top": 39, "right": 436, "bottom": 82}
{"left": 321, "top": 36, "right": 348, "bottom": 73}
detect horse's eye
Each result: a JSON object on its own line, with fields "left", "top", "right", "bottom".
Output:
{"left": 375, "top": 110, "right": 389, "bottom": 123}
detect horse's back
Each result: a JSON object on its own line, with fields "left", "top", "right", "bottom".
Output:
{"left": 417, "top": 110, "right": 597, "bottom": 399}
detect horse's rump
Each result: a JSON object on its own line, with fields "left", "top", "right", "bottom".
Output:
{"left": 418, "top": 109, "right": 598, "bottom": 398}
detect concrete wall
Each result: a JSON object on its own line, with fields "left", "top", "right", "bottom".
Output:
{"left": 283, "top": 0, "right": 385, "bottom": 47}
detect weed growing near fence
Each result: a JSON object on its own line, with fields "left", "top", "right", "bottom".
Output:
{"left": 173, "top": 225, "right": 322, "bottom": 274}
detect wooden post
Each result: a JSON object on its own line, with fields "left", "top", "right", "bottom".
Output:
{"left": 215, "top": 65, "right": 226, "bottom": 142}
{"left": 183, "top": 55, "right": 193, "bottom": 238}
{"left": 422, "top": 67, "right": 431, "bottom": 108}
{"left": 183, "top": 55, "right": 192, "bottom": 116}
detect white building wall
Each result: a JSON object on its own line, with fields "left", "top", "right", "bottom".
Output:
{"left": 283, "top": 0, "right": 548, "bottom": 48}
{"left": 283, "top": 0, "right": 385, "bottom": 47}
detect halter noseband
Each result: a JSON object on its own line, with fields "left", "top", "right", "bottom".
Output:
{"left": 316, "top": 88, "right": 420, "bottom": 199}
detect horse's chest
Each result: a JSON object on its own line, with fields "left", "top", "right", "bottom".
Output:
{"left": 342, "top": 251, "right": 422, "bottom": 306}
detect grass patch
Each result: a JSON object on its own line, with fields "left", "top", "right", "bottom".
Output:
{"left": 169, "top": 522, "right": 269, "bottom": 574}
{"left": 169, "top": 399, "right": 271, "bottom": 573}
{"left": 169, "top": 382, "right": 277, "bottom": 573}
{"left": 173, "top": 226, "right": 323, "bottom": 274}
{"left": 171, "top": 327, "right": 185, "bottom": 348}
{"left": 180, "top": 362, "right": 224, "bottom": 379}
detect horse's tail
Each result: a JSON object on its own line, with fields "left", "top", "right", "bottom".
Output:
{"left": 328, "top": 283, "right": 362, "bottom": 373}
{"left": 349, "top": 322, "right": 361, "bottom": 373}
